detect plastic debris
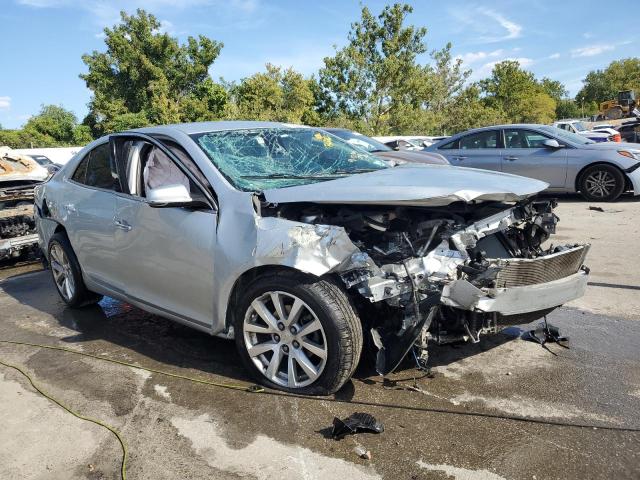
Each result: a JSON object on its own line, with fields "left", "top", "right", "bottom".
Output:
{"left": 331, "top": 412, "right": 384, "bottom": 439}
{"left": 354, "top": 446, "right": 372, "bottom": 460}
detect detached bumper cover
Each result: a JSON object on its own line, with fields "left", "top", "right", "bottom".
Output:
{"left": 441, "top": 269, "right": 589, "bottom": 315}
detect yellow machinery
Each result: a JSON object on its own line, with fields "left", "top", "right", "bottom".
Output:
{"left": 599, "top": 90, "right": 637, "bottom": 120}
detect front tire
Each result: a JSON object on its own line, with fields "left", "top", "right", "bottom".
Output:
{"left": 234, "top": 271, "right": 362, "bottom": 395}
{"left": 579, "top": 164, "right": 625, "bottom": 202}
{"left": 48, "top": 232, "right": 103, "bottom": 307}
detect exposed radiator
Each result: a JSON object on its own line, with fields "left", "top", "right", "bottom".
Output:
{"left": 493, "top": 245, "right": 589, "bottom": 288}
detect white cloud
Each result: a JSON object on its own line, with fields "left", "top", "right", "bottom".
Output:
{"left": 456, "top": 49, "right": 504, "bottom": 65}
{"left": 548, "top": 52, "right": 561, "bottom": 59}
{"left": 480, "top": 8, "right": 522, "bottom": 40}
{"left": 471, "top": 57, "right": 534, "bottom": 80}
{"left": 571, "top": 44, "right": 614, "bottom": 57}
{"left": 451, "top": 7, "right": 522, "bottom": 43}
{"left": 157, "top": 19, "right": 174, "bottom": 34}
{"left": 0, "top": 97, "right": 11, "bottom": 110}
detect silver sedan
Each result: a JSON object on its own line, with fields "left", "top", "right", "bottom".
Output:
{"left": 426, "top": 124, "right": 640, "bottom": 201}
{"left": 35, "top": 122, "right": 589, "bottom": 394}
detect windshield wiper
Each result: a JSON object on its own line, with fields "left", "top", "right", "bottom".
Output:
{"left": 241, "top": 173, "right": 335, "bottom": 180}
{"left": 328, "top": 168, "right": 381, "bottom": 174}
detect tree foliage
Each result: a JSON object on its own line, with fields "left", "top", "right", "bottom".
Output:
{"left": 318, "top": 3, "right": 430, "bottom": 134}
{"left": 479, "top": 60, "right": 557, "bottom": 124}
{"left": 226, "top": 64, "right": 317, "bottom": 124}
{"left": 576, "top": 58, "right": 640, "bottom": 105}
{"left": 81, "top": 9, "right": 227, "bottom": 136}
{"left": 0, "top": 104, "right": 91, "bottom": 148}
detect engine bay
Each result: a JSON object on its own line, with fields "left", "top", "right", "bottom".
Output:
{"left": 264, "top": 197, "right": 588, "bottom": 374}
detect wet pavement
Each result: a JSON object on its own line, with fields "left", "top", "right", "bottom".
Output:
{"left": 1, "top": 196, "right": 640, "bottom": 479}
{"left": 0, "top": 267, "right": 638, "bottom": 480}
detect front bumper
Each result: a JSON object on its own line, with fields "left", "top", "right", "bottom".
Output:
{"left": 441, "top": 269, "right": 589, "bottom": 315}
{"left": 626, "top": 164, "right": 640, "bottom": 195}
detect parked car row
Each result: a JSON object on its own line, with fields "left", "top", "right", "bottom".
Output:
{"left": 321, "top": 123, "right": 640, "bottom": 202}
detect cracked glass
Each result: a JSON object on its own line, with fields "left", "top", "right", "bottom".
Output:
{"left": 191, "top": 127, "right": 388, "bottom": 191}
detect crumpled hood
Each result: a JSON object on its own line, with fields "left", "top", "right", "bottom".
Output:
{"left": 263, "top": 164, "right": 548, "bottom": 207}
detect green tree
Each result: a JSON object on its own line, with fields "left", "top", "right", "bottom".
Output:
{"left": 576, "top": 58, "right": 640, "bottom": 105}
{"left": 318, "top": 3, "right": 428, "bottom": 134}
{"left": 479, "top": 60, "right": 557, "bottom": 124}
{"left": 81, "top": 9, "right": 227, "bottom": 135}
{"left": 228, "top": 64, "right": 316, "bottom": 123}
{"left": 539, "top": 78, "right": 568, "bottom": 102}
{"left": 555, "top": 99, "right": 582, "bottom": 119}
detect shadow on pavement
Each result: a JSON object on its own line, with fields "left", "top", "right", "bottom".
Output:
{"left": 2, "top": 269, "right": 515, "bottom": 397}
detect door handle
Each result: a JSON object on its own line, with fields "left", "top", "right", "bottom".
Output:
{"left": 114, "top": 219, "right": 132, "bottom": 232}
{"left": 504, "top": 156, "right": 518, "bottom": 161}
{"left": 453, "top": 156, "right": 467, "bottom": 161}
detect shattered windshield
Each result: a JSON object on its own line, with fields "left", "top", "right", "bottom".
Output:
{"left": 327, "top": 130, "right": 392, "bottom": 153}
{"left": 191, "top": 127, "right": 388, "bottom": 191}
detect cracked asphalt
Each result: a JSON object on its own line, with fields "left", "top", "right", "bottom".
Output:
{"left": 0, "top": 195, "right": 639, "bottom": 480}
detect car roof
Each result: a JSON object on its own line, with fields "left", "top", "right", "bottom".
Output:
{"left": 130, "top": 120, "right": 306, "bottom": 136}
{"left": 448, "top": 124, "right": 552, "bottom": 136}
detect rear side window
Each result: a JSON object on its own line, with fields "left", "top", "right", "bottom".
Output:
{"left": 71, "top": 143, "right": 119, "bottom": 191}
{"left": 71, "top": 156, "right": 89, "bottom": 183}
{"left": 438, "top": 139, "right": 459, "bottom": 150}
{"left": 460, "top": 130, "right": 498, "bottom": 149}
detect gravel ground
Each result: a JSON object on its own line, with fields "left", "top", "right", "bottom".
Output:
{"left": 0, "top": 195, "right": 638, "bottom": 480}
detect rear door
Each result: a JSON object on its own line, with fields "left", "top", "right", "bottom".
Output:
{"left": 500, "top": 128, "right": 568, "bottom": 188}
{"left": 64, "top": 142, "right": 121, "bottom": 288}
{"left": 109, "top": 135, "right": 218, "bottom": 328}
{"left": 436, "top": 130, "right": 502, "bottom": 171}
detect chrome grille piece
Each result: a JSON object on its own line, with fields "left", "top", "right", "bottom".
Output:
{"left": 493, "top": 245, "right": 589, "bottom": 288}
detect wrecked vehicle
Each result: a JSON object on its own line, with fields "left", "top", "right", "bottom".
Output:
{"left": 34, "top": 122, "right": 589, "bottom": 395}
{"left": 0, "top": 147, "right": 50, "bottom": 260}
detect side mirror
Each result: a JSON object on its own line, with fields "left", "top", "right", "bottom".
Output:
{"left": 147, "top": 183, "right": 203, "bottom": 208}
{"left": 543, "top": 139, "right": 563, "bottom": 149}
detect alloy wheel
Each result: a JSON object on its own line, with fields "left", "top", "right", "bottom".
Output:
{"left": 585, "top": 170, "right": 616, "bottom": 198}
{"left": 50, "top": 243, "right": 75, "bottom": 301}
{"left": 243, "top": 291, "right": 328, "bottom": 388}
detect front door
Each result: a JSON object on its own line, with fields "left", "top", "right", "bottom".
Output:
{"left": 500, "top": 128, "right": 568, "bottom": 189}
{"left": 111, "top": 137, "right": 218, "bottom": 328}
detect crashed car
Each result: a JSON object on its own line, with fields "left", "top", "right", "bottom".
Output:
{"left": 0, "top": 147, "right": 50, "bottom": 260}
{"left": 34, "top": 122, "right": 589, "bottom": 395}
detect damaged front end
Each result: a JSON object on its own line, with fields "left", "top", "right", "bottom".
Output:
{"left": 265, "top": 198, "right": 589, "bottom": 374}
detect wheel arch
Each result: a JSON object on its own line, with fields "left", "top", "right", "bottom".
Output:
{"left": 574, "top": 161, "right": 630, "bottom": 193}
{"left": 224, "top": 265, "right": 321, "bottom": 331}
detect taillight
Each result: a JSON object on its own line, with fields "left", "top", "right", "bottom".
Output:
{"left": 610, "top": 134, "right": 621, "bottom": 142}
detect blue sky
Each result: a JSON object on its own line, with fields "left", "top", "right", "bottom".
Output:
{"left": 1, "top": 0, "right": 638, "bottom": 129}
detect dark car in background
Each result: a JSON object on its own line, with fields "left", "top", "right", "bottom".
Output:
{"left": 323, "top": 128, "right": 449, "bottom": 166}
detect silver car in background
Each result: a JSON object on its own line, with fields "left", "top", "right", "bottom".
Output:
{"left": 35, "top": 121, "right": 589, "bottom": 395}
{"left": 426, "top": 124, "right": 640, "bottom": 201}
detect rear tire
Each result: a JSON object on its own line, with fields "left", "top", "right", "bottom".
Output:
{"left": 234, "top": 271, "right": 362, "bottom": 395}
{"left": 48, "top": 232, "right": 103, "bottom": 307}
{"left": 578, "top": 164, "right": 625, "bottom": 202}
